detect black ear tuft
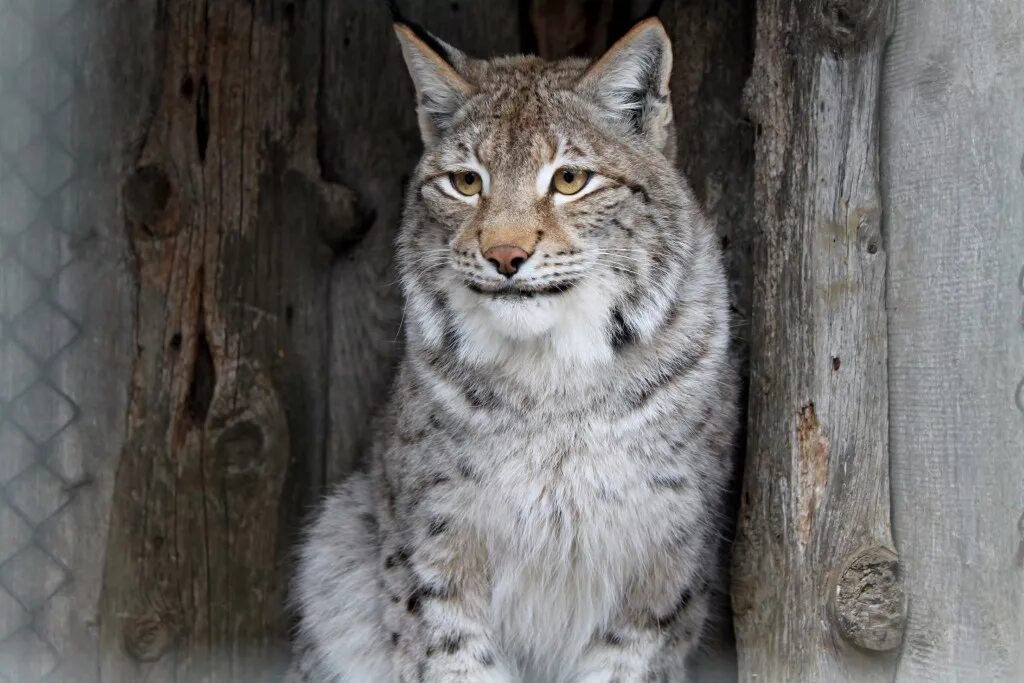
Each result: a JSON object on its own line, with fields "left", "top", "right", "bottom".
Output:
{"left": 392, "top": 17, "right": 454, "bottom": 65}
{"left": 393, "top": 23, "right": 475, "bottom": 145}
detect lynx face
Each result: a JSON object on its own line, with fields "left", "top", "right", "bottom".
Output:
{"left": 396, "top": 20, "right": 692, "bottom": 364}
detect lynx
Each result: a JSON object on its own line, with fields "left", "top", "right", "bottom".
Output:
{"left": 292, "top": 15, "right": 738, "bottom": 683}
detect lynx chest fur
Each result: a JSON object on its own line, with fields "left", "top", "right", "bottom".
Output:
{"left": 465, "top": 414, "right": 698, "bottom": 661}
{"left": 293, "top": 14, "right": 737, "bottom": 683}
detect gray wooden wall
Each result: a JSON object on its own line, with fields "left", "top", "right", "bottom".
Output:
{"left": 883, "top": 0, "right": 1024, "bottom": 678}
{"left": 0, "top": 0, "right": 1019, "bottom": 681}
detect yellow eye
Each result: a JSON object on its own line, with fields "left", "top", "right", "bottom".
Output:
{"left": 551, "top": 168, "right": 590, "bottom": 195}
{"left": 450, "top": 170, "right": 483, "bottom": 196}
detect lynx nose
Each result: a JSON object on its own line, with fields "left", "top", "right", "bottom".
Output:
{"left": 483, "top": 245, "right": 530, "bottom": 278}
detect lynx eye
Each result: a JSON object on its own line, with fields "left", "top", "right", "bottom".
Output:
{"left": 450, "top": 170, "right": 483, "bottom": 196}
{"left": 551, "top": 168, "right": 591, "bottom": 195}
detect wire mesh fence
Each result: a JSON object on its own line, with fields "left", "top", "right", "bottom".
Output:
{"left": 0, "top": 0, "right": 89, "bottom": 679}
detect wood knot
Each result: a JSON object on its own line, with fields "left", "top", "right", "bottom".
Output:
{"left": 809, "top": 0, "right": 885, "bottom": 49}
{"left": 123, "top": 613, "right": 172, "bottom": 662}
{"left": 205, "top": 363, "right": 290, "bottom": 491}
{"left": 124, "top": 164, "right": 179, "bottom": 238}
{"left": 214, "top": 418, "right": 268, "bottom": 488}
{"left": 311, "top": 174, "right": 371, "bottom": 254}
{"left": 831, "top": 546, "right": 906, "bottom": 652}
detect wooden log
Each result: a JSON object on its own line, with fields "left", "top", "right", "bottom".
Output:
{"left": 883, "top": 0, "right": 1024, "bottom": 678}
{"left": 731, "top": 0, "right": 905, "bottom": 679}
{"left": 97, "top": 2, "right": 360, "bottom": 680}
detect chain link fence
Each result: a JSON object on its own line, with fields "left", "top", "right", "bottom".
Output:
{"left": 0, "top": 0, "right": 90, "bottom": 679}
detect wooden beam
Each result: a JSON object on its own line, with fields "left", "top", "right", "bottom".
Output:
{"left": 98, "top": 2, "right": 359, "bottom": 680}
{"left": 731, "top": 0, "right": 905, "bottom": 679}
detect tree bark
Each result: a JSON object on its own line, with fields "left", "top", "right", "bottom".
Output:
{"left": 731, "top": 0, "right": 905, "bottom": 679}
{"left": 97, "top": 2, "right": 360, "bottom": 681}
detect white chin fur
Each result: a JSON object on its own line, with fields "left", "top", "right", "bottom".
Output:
{"left": 449, "top": 281, "right": 615, "bottom": 367}
{"left": 481, "top": 296, "right": 562, "bottom": 339}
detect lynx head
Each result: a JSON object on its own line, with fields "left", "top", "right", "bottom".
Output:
{"left": 395, "top": 18, "right": 702, "bottom": 368}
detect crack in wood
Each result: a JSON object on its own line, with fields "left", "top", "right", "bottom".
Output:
{"left": 124, "top": 164, "right": 178, "bottom": 238}
{"left": 196, "top": 75, "right": 210, "bottom": 163}
{"left": 187, "top": 327, "right": 215, "bottom": 423}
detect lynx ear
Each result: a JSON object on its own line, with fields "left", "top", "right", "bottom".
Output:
{"left": 394, "top": 23, "right": 475, "bottom": 145}
{"left": 577, "top": 17, "right": 674, "bottom": 155}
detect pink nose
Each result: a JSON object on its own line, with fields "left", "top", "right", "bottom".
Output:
{"left": 483, "top": 245, "right": 530, "bottom": 277}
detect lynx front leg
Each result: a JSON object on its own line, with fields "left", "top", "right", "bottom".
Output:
{"left": 381, "top": 519, "right": 515, "bottom": 683}
{"left": 398, "top": 585, "right": 516, "bottom": 683}
{"left": 569, "top": 578, "right": 711, "bottom": 683}
{"left": 569, "top": 626, "right": 665, "bottom": 683}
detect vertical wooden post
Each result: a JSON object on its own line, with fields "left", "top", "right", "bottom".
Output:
{"left": 731, "top": 0, "right": 905, "bottom": 679}
{"left": 98, "top": 2, "right": 360, "bottom": 680}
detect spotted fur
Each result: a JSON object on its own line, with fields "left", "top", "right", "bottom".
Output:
{"left": 292, "top": 16, "right": 737, "bottom": 683}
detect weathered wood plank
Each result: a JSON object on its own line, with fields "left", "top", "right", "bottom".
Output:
{"left": 883, "top": 0, "right": 1024, "bottom": 679}
{"left": 731, "top": 0, "right": 905, "bottom": 679}
{"left": 97, "top": 2, "right": 358, "bottom": 680}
